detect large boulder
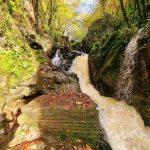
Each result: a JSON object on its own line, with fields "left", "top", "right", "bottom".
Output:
{"left": 89, "top": 23, "right": 150, "bottom": 125}
{"left": 131, "top": 24, "right": 150, "bottom": 125}
{"left": 36, "top": 60, "right": 80, "bottom": 93}
{"left": 0, "top": 1, "right": 52, "bottom": 114}
{"left": 7, "top": 91, "right": 100, "bottom": 149}
{"left": 81, "top": 16, "right": 118, "bottom": 54}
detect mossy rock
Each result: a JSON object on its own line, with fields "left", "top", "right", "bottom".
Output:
{"left": 10, "top": 91, "right": 100, "bottom": 148}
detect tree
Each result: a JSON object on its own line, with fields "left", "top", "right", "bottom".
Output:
{"left": 119, "top": 0, "right": 130, "bottom": 27}
{"left": 48, "top": 0, "right": 54, "bottom": 28}
{"left": 135, "top": 0, "right": 143, "bottom": 21}
{"left": 141, "top": 0, "right": 147, "bottom": 19}
{"left": 32, "top": 0, "right": 39, "bottom": 31}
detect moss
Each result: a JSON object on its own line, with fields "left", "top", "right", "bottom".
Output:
{"left": 89, "top": 25, "right": 139, "bottom": 79}
{"left": 0, "top": 12, "right": 12, "bottom": 35}
{"left": 0, "top": 47, "right": 47, "bottom": 97}
{"left": 100, "top": 37, "right": 125, "bottom": 74}
{"left": 0, "top": 49, "right": 33, "bottom": 87}
{"left": 34, "top": 50, "right": 47, "bottom": 63}
{"left": 90, "top": 33, "right": 123, "bottom": 76}
{"left": 0, "top": 2, "right": 48, "bottom": 92}
{"left": 9, "top": 0, "right": 22, "bottom": 14}
{"left": 71, "top": 42, "right": 81, "bottom": 50}
{"left": 44, "top": 107, "right": 100, "bottom": 148}
{"left": 20, "top": 107, "right": 100, "bottom": 148}
{"left": 82, "top": 0, "right": 149, "bottom": 55}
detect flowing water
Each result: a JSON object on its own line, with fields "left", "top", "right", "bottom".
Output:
{"left": 115, "top": 29, "right": 143, "bottom": 101}
{"left": 52, "top": 49, "right": 61, "bottom": 67}
{"left": 70, "top": 54, "right": 150, "bottom": 150}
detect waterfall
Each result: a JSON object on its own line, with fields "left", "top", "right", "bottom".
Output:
{"left": 71, "top": 54, "right": 150, "bottom": 150}
{"left": 115, "top": 29, "right": 143, "bottom": 102}
{"left": 52, "top": 49, "right": 61, "bottom": 67}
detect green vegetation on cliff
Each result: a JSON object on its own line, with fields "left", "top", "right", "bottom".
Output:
{"left": 81, "top": 0, "right": 150, "bottom": 79}
{"left": 0, "top": 1, "right": 51, "bottom": 114}
{"left": 84, "top": 0, "right": 150, "bottom": 127}
{"left": 0, "top": 1, "right": 51, "bottom": 90}
{"left": 82, "top": 1, "right": 149, "bottom": 53}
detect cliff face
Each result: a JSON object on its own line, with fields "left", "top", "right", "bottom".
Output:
{"left": 131, "top": 24, "right": 150, "bottom": 125}
{"left": 88, "top": 22, "right": 150, "bottom": 125}
{"left": 0, "top": 2, "right": 100, "bottom": 149}
{"left": 0, "top": 0, "right": 53, "bottom": 111}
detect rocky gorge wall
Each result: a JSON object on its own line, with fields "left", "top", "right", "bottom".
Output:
{"left": 88, "top": 22, "right": 150, "bottom": 125}
{"left": 0, "top": 1, "right": 101, "bottom": 149}
{"left": 0, "top": 0, "right": 52, "bottom": 112}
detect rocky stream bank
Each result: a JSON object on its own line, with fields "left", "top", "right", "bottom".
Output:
{"left": 0, "top": 52, "right": 101, "bottom": 149}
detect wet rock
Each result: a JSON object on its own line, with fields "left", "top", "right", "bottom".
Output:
{"left": 60, "top": 50, "right": 84, "bottom": 71}
{"left": 8, "top": 91, "right": 100, "bottom": 149}
{"left": 0, "top": 55, "right": 79, "bottom": 116}
{"left": 26, "top": 34, "right": 52, "bottom": 53}
{"left": 131, "top": 24, "right": 150, "bottom": 125}
{"left": 36, "top": 61, "right": 80, "bottom": 94}
{"left": 89, "top": 23, "right": 150, "bottom": 125}
{"left": 0, "top": 113, "right": 6, "bottom": 123}
{"left": 0, "top": 113, "right": 7, "bottom": 140}
{"left": 49, "top": 44, "right": 84, "bottom": 71}
{"left": 29, "top": 42, "right": 43, "bottom": 50}
{"left": 0, "top": 75, "right": 38, "bottom": 114}
{"left": 81, "top": 18, "right": 116, "bottom": 53}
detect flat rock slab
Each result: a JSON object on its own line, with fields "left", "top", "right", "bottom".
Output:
{"left": 9, "top": 91, "right": 100, "bottom": 149}
{"left": 27, "top": 91, "right": 94, "bottom": 109}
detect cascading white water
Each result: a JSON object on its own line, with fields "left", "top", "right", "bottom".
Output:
{"left": 115, "top": 29, "right": 143, "bottom": 101}
{"left": 71, "top": 54, "right": 150, "bottom": 150}
{"left": 52, "top": 49, "right": 61, "bottom": 66}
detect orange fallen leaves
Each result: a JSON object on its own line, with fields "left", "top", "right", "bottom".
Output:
{"left": 12, "top": 139, "right": 42, "bottom": 150}
{"left": 29, "top": 91, "right": 93, "bottom": 109}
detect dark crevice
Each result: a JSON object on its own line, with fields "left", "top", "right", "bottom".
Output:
{"left": 23, "top": 92, "right": 44, "bottom": 104}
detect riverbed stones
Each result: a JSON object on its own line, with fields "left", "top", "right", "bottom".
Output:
{"left": 36, "top": 61, "right": 80, "bottom": 94}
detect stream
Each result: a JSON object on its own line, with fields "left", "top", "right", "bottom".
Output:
{"left": 49, "top": 28, "right": 150, "bottom": 150}
{"left": 70, "top": 28, "right": 150, "bottom": 150}
{"left": 70, "top": 53, "right": 150, "bottom": 150}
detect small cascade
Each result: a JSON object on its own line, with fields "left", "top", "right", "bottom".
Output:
{"left": 71, "top": 54, "right": 150, "bottom": 150}
{"left": 52, "top": 49, "right": 61, "bottom": 67}
{"left": 115, "top": 29, "right": 143, "bottom": 102}
{"left": 51, "top": 48, "right": 84, "bottom": 70}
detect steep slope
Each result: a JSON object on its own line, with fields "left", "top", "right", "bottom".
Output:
{"left": 0, "top": 0, "right": 53, "bottom": 112}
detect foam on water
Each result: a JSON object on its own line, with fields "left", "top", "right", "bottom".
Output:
{"left": 71, "top": 54, "right": 150, "bottom": 150}
{"left": 115, "top": 29, "right": 143, "bottom": 101}
{"left": 52, "top": 49, "right": 61, "bottom": 67}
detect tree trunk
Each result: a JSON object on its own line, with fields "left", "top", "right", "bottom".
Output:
{"left": 48, "top": 0, "right": 53, "bottom": 28}
{"left": 135, "top": 0, "right": 143, "bottom": 21}
{"left": 32, "top": 0, "right": 39, "bottom": 31}
{"left": 119, "top": 0, "right": 130, "bottom": 27}
{"left": 141, "top": 0, "right": 147, "bottom": 19}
